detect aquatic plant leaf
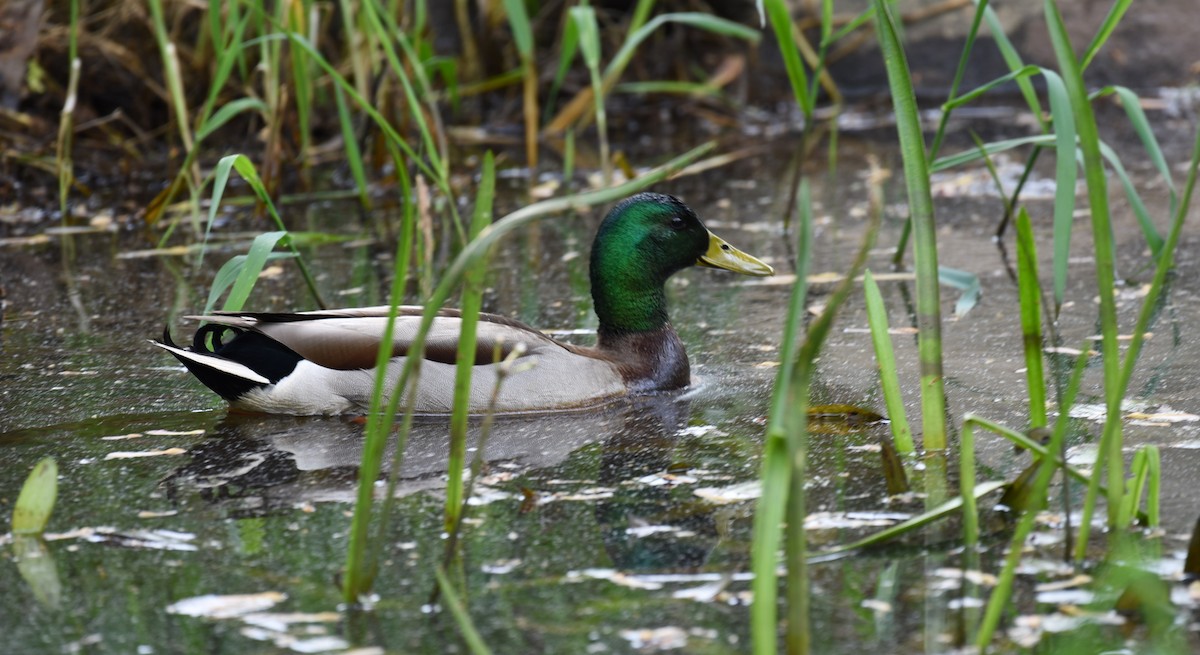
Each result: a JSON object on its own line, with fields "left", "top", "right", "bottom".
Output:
{"left": 12, "top": 457, "right": 57, "bottom": 535}
{"left": 1183, "top": 515, "right": 1200, "bottom": 579}
{"left": 12, "top": 536, "right": 62, "bottom": 608}
{"left": 997, "top": 462, "right": 1042, "bottom": 513}
{"left": 937, "top": 266, "right": 981, "bottom": 317}
{"left": 880, "top": 439, "right": 910, "bottom": 495}
{"left": 807, "top": 404, "right": 883, "bottom": 423}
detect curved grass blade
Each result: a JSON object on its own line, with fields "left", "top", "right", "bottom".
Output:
{"left": 1098, "top": 139, "right": 1163, "bottom": 254}
{"left": 195, "top": 98, "right": 268, "bottom": 142}
{"left": 1041, "top": 68, "right": 1078, "bottom": 311}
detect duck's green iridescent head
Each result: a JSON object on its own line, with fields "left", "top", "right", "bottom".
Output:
{"left": 589, "top": 192, "right": 773, "bottom": 334}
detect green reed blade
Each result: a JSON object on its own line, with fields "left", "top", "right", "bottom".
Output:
{"left": 764, "top": 0, "right": 813, "bottom": 119}
{"left": 571, "top": 6, "right": 610, "bottom": 184}
{"left": 1102, "top": 86, "right": 1176, "bottom": 199}
{"left": 502, "top": 0, "right": 538, "bottom": 167}
{"left": 1099, "top": 139, "right": 1163, "bottom": 254}
{"left": 1075, "top": 122, "right": 1200, "bottom": 556}
{"left": 974, "top": 345, "right": 1089, "bottom": 647}
{"left": 863, "top": 270, "right": 914, "bottom": 454}
{"left": 196, "top": 98, "right": 268, "bottom": 142}
{"left": 288, "top": 0, "right": 314, "bottom": 169}
{"left": 1081, "top": 0, "right": 1132, "bottom": 70}
{"left": 224, "top": 154, "right": 326, "bottom": 308}
{"left": 608, "top": 13, "right": 760, "bottom": 86}
{"left": 446, "top": 152, "right": 495, "bottom": 530}
{"left": 931, "top": 135, "right": 1057, "bottom": 171}
{"left": 1015, "top": 209, "right": 1047, "bottom": 428}
{"left": 217, "top": 232, "right": 288, "bottom": 313}
{"left": 435, "top": 566, "right": 494, "bottom": 655}
{"left": 941, "top": 65, "right": 1041, "bottom": 113}
{"left": 1046, "top": 0, "right": 1125, "bottom": 533}
{"left": 974, "top": 0, "right": 1044, "bottom": 125}
{"left": 928, "top": 0, "right": 992, "bottom": 160}
{"left": 544, "top": 10, "right": 580, "bottom": 124}
{"left": 751, "top": 179, "right": 811, "bottom": 655}
{"left": 345, "top": 151, "right": 416, "bottom": 603}
{"left": 333, "top": 85, "right": 370, "bottom": 210}
{"left": 1040, "top": 68, "right": 1079, "bottom": 311}
{"left": 873, "top": 0, "right": 947, "bottom": 450}
{"left": 959, "top": 423, "right": 979, "bottom": 551}
{"left": 13, "top": 458, "right": 57, "bottom": 535}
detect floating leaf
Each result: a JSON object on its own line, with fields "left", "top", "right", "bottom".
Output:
{"left": 13, "top": 457, "right": 57, "bottom": 535}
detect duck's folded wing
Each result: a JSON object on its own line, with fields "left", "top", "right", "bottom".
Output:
{"left": 188, "top": 308, "right": 564, "bottom": 371}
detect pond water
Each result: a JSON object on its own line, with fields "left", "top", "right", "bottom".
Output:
{"left": 3, "top": 114, "right": 1200, "bottom": 653}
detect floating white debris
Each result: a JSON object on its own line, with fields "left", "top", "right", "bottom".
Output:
{"left": 1034, "top": 574, "right": 1092, "bottom": 592}
{"left": 45, "top": 527, "right": 198, "bottom": 551}
{"left": 1064, "top": 444, "right": 1099, "bottom": 467}
{"left": 625, "top": 525, "right": 681, "bottom": 538}
{"left": 104, "top": 448, "right": 187, "bottom": 460}
{"left": 635, "top": 472, "right": 698, "bottom": 487}
{"left": 481, "top": 560, "right": 522, "bottom": 575}
{"left": 672, "top": 579, "right": 728, "bottom": 602}
{"left": 145, "top": 429, "right": 206, "bottom": 436}
{"left": 1127, "top": 410, "right": 1200, "bottom": 425}
{"left": 1035, "top": 589, "right": 1095, "bottom": 605}
{"left": 1068, "top": 401, "right": 1148, "bottom": 422}
{"left": 619, "top": 626, "right": 688, "bottom": 651}
{"left": 167, "top": 592, "right": 286, "bottom": 619}
{"left": 861, "top": 599, "right": 893, "bottom": 614}
{"left": 805, "top": 511, "right": 911, "bottom": 530}
{"left": 541, "top": 488, "right": 615, "bottom": 503}
{"left": 466, "top": 489, "right": 513, "bottom": 506}
{"left": 677, "top": 425, "right": 720, "bottom": 438}
{"left": 567, "top": 569, "right": 663, "bottom": 590}
{"left": 241, "top": 612, "right": 340, "bottom": 633}
{"left": 694, "top": 481, "right": 761, "bottom": 504}
{"left": 136, "top": 510, "right": 179, "bottom": 519}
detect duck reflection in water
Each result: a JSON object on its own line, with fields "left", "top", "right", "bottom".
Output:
{"left": 161, "top": 394, "right": 721, "bottom": 572}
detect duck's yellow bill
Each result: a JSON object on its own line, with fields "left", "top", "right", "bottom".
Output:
{"left": 697, "top": 231, "right": 774, "bottom": 277}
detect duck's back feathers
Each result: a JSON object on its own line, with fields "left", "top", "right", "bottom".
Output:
{"left": 159, "top": 306, "right": 628, "bottom": 415}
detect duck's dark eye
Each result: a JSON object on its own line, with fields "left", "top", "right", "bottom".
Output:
{"left": 668, "top": 215, "right": 686, "bottom": 230}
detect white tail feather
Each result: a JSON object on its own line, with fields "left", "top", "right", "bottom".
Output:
{"left": 151, "top": 341, "right": 271, "bottom": 385}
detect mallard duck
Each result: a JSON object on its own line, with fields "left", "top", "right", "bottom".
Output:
{"left": 156, "top": 192, "right": 773, "bottom": 415}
